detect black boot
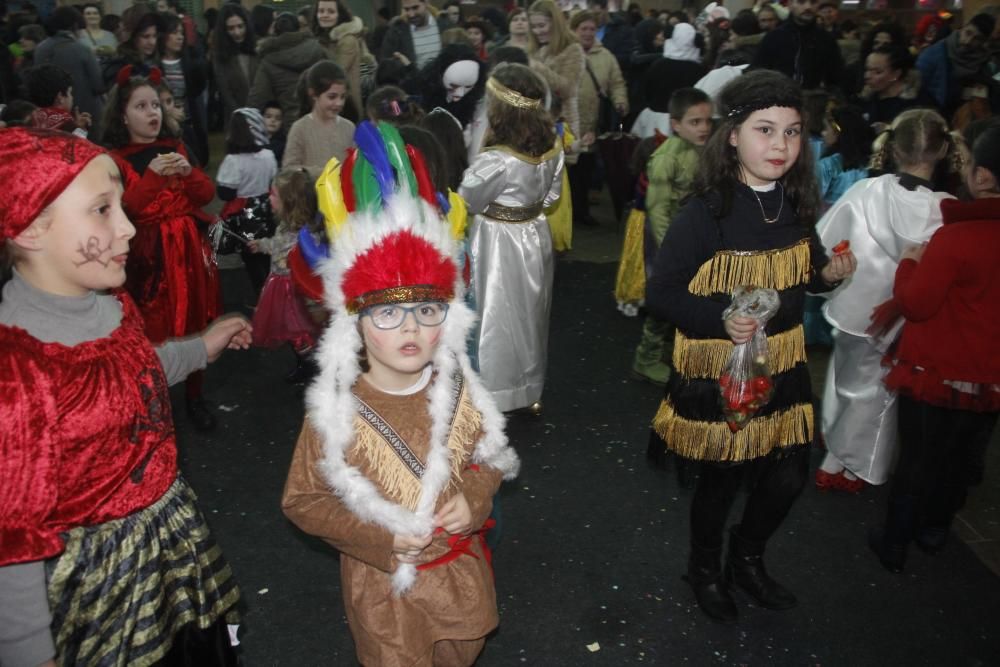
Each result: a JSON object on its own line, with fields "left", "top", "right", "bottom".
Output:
{"left": 724, "top": 526, "right": 797, "bottom": 610}
{"left": 870, "top": 496, "right": 917, "bottom": 573}
{"left": 185, "top": 397, "right": 217, "bottom": 433}
{"left": 683, "top": 542, "right": 738, "bottom": 623}
{"left": 914, "top": 525, "right": 948, "bottom": 555}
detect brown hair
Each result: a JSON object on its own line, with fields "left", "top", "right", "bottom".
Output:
{"left": 869, "top": 108, "right": 962, "bottom": 173}
{"left": 273, "top": 167, "right": 318, "bottom": 233}
{"left": 569, "top": 11, "right": 598, "bottom": 30}
{"left": 528, "top": 0, "right": 577, "bottom": 56}
{"left": 100, "top": 77, "right": 166, "bottom": 148}
{"left": 483, "top": 63, "right": 555, "bottom": 157}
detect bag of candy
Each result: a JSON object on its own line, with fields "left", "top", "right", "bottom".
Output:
{"left": 719, "top": 286, "right": 781, "bottom": 432}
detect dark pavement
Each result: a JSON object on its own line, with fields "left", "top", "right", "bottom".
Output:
{"left": 172, "top": 253, "right": 1000, "bottom": 666}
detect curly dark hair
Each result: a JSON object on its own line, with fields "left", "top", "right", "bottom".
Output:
{"left": 23, "top": 64, "right": 73, "bottom": 107}
{"left": 483, "top": 63, "right": 555, "bottom": 158}
{"left": 690, "top": 69, "right": 819, "bottom": 227}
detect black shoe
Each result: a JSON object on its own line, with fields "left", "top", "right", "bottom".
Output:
{"left": 914, "top": 526, "right": 948, "bottom": 555}
{"left": 869, "top": 528, "right": 906, "bottom": 573}
{"left": 725, "top": 527, "right": 797, "bottom": 610}
{"left": 685, "top": 545, "right": 738, "bottom": 623}
{"left": 185, "top": 397, "right": 217, "bottom": 433}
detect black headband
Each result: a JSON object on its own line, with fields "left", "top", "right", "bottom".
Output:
{"left": 725, "top": 97, "right": 803, "bottom": 120}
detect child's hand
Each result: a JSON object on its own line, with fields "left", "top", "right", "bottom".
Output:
{"left": 580, "top": 131, "right": 596, "bottom": 147}
{"left": 900, "top": 243, "right": 926, "bottom": 263}
{"left": 246, "top": 239, "right": 260, "bottom": 253}
{"left": 393, "top": 532, "right": 432, "bottom": 563}
{"left": 148, "top": 154, "right": 173, "bottom": 175}
{"left": 434, "top": 493, "right": 473, "bottom": 535}
{"left": 202, "top": 315, "right": 252, "bottom": 362}
{"left": 821, "top": 249, "right": 857, "bottom": 285}
{"left": 74, "top": 109, "right": 92, "bottom": 130}
{"left": 724, "top": 316, "right": 758, "bottom": 345}
{"left": 168, "top": 153, "right": 192, "bottom": 176}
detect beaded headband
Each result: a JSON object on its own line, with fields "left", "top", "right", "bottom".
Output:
{"left": 486, "top": 77, "right": 542, "bottom": 110}
{"left": 725, "top": 97, "right": 802, "bottom": 120}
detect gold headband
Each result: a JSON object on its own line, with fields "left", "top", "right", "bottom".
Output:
{"left": 487, "top": 78, "right": 542, "bottom": 110}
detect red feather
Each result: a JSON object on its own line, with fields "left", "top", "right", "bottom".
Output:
{"left": 342, "top": 230, "right": 455, "bottom": 306}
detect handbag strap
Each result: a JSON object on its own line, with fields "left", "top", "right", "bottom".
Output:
{"left": 584, "top": 60, "right": 607, "bottom": 98}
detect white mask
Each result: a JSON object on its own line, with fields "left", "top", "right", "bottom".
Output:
{"left": 442, "top": 60, "right": 480, "bottom": 103}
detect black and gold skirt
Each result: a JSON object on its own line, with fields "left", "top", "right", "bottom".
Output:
{"left": 45, "top": 477, "right": 241, "bottom": 666}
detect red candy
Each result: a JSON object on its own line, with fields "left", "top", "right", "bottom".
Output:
{"left": 832, "top": 239, "right": 850, "bottom": 255}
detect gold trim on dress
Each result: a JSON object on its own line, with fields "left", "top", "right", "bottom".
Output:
{"left": 487, "top": 77, "right": 542, "bottom": 110}
{"left": 651, "top": 399, "right": 814, "bottom": 462}
{"left": 673, "top": 325, "right": 807, "bottom": 379}
{"left": 480, "top": 140, "right": 562, "bottom": 165}
{"left": 483, "top": 201, "right": 544, "bottom": 222}
{"left": 688, "top": 239, "right": 812, "bottom": 297}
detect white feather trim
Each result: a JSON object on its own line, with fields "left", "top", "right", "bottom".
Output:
{"left": 305, "top": 194, "right": 518, "bottom": 595}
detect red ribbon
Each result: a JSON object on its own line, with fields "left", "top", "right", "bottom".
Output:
{"left": 115, "top": 65, "right": 163, "bottom": 88}
{"left": 416, "top": 518, "right": 496, "bottom": 573}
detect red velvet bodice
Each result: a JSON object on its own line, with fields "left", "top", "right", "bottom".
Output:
{"left": 0, "top": 293, "right": 177, "bottom": 566}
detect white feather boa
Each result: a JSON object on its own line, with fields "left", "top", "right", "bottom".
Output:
{"left": 305, "top": 197, "right": 519, "bottom": 594}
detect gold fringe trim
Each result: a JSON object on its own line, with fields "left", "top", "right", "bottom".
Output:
{"left": 688, "top": 240, "right": 811, "bottom": 297}
{"left": 445, "top": 385, "right": 484, "bottom": 490}
{"left": 353, "top": 420, "right": 424, "bottom": 512}
{"left": 673, "top": 325, "right": 806, "bottom": 379}
{"left": 651, "top": 400, "right": 814, "bottom": 462}
{"left": 350, "top": 384, "right": 483, "bottom": 511}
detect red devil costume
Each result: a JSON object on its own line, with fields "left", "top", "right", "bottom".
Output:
{"left": 112, "top": 138, "right": 221, "bottom": 344}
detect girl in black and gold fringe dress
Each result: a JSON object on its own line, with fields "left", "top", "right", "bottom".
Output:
{"left": 645, "top": 71, "right": 856, "bottom": 624}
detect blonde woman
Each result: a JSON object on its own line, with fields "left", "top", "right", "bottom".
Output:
{"left": 527, "top": 0, "right": 584, "bottom": 165}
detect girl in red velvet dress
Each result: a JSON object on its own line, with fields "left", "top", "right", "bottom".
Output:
{"left": 102, "top": 69, "right": 223, "bottom": 431}
{"left": 0, "top": 128, "right": 249, "bottom": 667}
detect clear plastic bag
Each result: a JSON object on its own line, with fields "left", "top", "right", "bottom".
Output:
{"left": 719, "top": 287, "right": 781, "bottom": 432}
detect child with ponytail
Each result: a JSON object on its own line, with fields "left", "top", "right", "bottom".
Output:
{"left": 645, "top": 70, "right": 855, "bottom": 624}
{"left": 816, "top": 109, "right": 960, "bottom": 493}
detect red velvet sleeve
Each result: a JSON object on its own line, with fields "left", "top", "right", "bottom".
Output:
{"left": 176, "top": 144, "right": 215, "bottom": 209}
{"left": 0, "top": 339, "right": 63, "bottom": 566}
{"left": 893, "top": 228, "right": 959, "bottom": 323}
{"left": 114, "top": 154, "right": 168, "bottom": 223}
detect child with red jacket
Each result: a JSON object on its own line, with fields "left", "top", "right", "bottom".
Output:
{"left": 871, "top": 126, "right": 1000, "bottom": 573}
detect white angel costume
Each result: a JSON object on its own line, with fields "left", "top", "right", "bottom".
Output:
{"left": 817, "top": 173, "right": 953, "bottom": 483}
{"left": 459, "top": 143, "right": 564, "bottom": 412}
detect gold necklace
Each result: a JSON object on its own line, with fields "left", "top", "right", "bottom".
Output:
{"left": 750, "top": 182, "right": 784, "bottom": 224}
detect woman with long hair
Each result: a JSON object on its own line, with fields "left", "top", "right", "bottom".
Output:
{"left": 526, "top": 0, "right": 584, "bottom": 148}
{"left": 213, "top": 3, "right": 257, "bottom": 124}
{"left": 156, "top": 11, "right": 209, "bottom": 165}
{"left": 311, "top": 0, "right": 368, "bottom": 122}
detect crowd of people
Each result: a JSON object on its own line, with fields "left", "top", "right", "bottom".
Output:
{"left": 1, "top": 0, "right": 999, "bottom": 665}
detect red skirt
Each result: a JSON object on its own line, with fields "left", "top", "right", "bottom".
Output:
{"left": 252, "top": 273, "right": 318, "bottom": 351}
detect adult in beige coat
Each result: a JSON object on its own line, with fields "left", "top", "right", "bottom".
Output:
{"left": 527, "top": 0, "right": 584, "bottom": 166}
{"left": 312, "top": 0, "right": 368, "bottom": 122}
{"left": 570, "top": 10, "right": 628, "bottom": 225}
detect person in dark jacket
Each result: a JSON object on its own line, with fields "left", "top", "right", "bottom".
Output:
{"left": 157, "top": 11, "right": 209, "bottom": 165}
{"left": 587, "top": 0, "right": 634, "bottom": 73}
{"left": 379, "top": 1, "right": 453, "bottom": 71}
{"left": 917, "top": 13, "right": 997, "bottom": 117}
{"left": 248, "top": 13, "right": 325, "bottom": 125}
{"left": 33, "top": 6, "right": 105, "bottom": 135}
{"left": 213, "top": 3, "right": 257, "bottom": 125}
{"left": 754, "top": 0, "right": 842, "bottom": 90}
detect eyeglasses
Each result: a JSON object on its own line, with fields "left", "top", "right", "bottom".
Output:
{"left": 363, "top": 303, "right": 449, "bottom": 330}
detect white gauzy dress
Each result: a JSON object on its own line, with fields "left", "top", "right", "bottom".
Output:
{"left": 817, "top": 174, "right": 952, "bottom": 483}
{"left": 459, "top": 143, "right": 564, "bottom": 412}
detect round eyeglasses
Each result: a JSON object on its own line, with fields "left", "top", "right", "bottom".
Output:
{"left": 363, "top": 303, "right": 450, "bottom": 330}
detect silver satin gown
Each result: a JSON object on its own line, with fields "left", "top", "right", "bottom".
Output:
{"left": 817, "top": 174, "right": 951, "bottom": 484}
{"left": 459, "top": 146, "right": 564, "bottom": 412}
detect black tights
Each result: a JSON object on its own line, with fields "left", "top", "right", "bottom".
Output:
{"left": 690, "top": 446, "right": 809, "bottom": 549}
{"left": 889, "top": 395, "right": 998, "bottom": 531}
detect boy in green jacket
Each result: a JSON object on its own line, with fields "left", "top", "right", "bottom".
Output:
{"left": 632, "top": 88, "right": 713, "bottom": 385}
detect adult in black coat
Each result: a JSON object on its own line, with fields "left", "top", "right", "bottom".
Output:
{"left": 379, "top": 1, "right": 453, "bottom": 71}
{"left": 33, "top": 7, "right": 105, "bottom": 132}
{"left": 753, "top": 0, "right": 843, "bottom": 90}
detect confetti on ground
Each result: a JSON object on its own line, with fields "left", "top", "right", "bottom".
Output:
{"left": 218, "top": 404, "right": 239, "bottom": 412}
{"left": 257, "top": 588, "right": 269, "bottom": 595}
{"left": 586, "top": 642, "right": 601, "bottom": 652}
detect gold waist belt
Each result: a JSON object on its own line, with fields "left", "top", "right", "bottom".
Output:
{"left": 483, "top": 201, "right": 543, "bottom": 222}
